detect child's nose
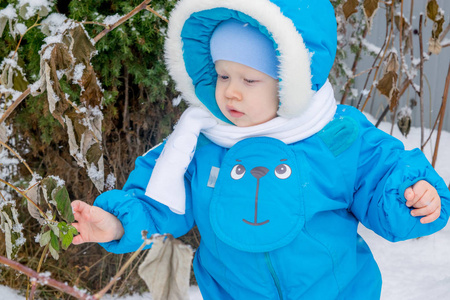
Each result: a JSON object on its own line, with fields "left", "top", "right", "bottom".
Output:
{"left": 225, "top": 81, "right": 241, "bottom": 100}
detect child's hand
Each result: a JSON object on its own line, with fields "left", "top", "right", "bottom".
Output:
{"left": 71, "top": 200, "right": 124, "bottom": 244}
{"left": 404, "top": 180, "right": 441, "bottom": 224}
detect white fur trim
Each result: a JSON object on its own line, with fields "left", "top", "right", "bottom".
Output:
{"left": 164, "top": 0, "right": 314, "bottom": 118}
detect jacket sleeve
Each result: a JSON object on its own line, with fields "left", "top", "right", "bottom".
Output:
{"left": 93, "top": 143, "right": 195, "bottom": 254}
{"left": 347, "top": 107, "right": 450, "bottom": 242}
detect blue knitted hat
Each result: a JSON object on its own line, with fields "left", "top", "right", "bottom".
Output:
{"left": 210, "top": 19, "right": 279, "bottom": 79}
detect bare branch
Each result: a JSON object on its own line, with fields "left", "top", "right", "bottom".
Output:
{"left": 93, "top": 0, "right": 153, "bottom": 43}
{"left": 0, "top": 88, "right": 30, "bottom": 124}
{"left": 432, "top": 63, "right": 450, "bottom": 167}
{"left": 0, "top": 255, "right": 96, "bottom": 300}
{"left": 419, "top": 14, "right": 425, "bottom": 150}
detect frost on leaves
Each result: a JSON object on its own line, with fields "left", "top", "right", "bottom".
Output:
{"left": 32, "top": 20, "right": 105, "bottom": 191}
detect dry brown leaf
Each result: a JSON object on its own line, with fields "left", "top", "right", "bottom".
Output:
{"left": 70, "top": 26, "right": 96, "bottom": 66}
{"left": 427, "top": 0, "right": 439, "bottom": 21}
{"left": 363, "top": 0, "right": 379, "bottom": 29}
{"left": 343, "top": 0, "right": 359, "bottom": 20}
{"left": 377, "top": 71, "right": 398, "bottom": 104}
{"left": 26, "top": 183, "right": 45, "bottom": 225}
{"left": 80, "top": 65, "right": 103, "bottom": 107}
{"left": 385, "top": 52, "right": 399, "bottom": 73}
{"left": 428, "top": 37, "right": 442, "bottom": 54}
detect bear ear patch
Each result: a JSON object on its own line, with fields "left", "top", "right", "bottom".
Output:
{"left": 318, "top": 116, "right": 359, "bottom": 157}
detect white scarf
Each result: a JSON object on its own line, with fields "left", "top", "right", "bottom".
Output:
{"left": 145, "top": 81, "right": 337, "bottom": 214}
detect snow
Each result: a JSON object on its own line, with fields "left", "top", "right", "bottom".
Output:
{"left": 1, "top": 116, "right": 450, "bottom": 299}
{"left": 40, "top": 13, "right": 68, "bottom": 36}
{"left": 104, "top": 14, "right": 123, "bottom": 26}
{"left": 0, "top": 4, "right": 17, "bottom": 20}
{"left": 17, "top": 0, "right": 53, "bottom": 20}
{"left": 14, "top": 23, "right": 27, "bottom": 35}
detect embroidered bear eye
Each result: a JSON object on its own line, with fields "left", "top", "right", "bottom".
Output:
{"left": 231, "top": 164, "right": 246, "bottom": 180}
{"left": 274, "top": 164, "right": 291, "bottom": 179}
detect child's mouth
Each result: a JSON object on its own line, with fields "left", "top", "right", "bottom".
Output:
{"left": 227, "top": 107, "right": 244, "bottom": 118}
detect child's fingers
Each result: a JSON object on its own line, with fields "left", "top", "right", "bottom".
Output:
{"left": 405, "top": 181, "right": 431, "bottom": 208}
{"left": 418, "top": 206, "right": 441, "bottom": 224}
{"left": 404, "top": 187, "right": 415, "bottom": 203}
{"left": 410, "top": 196, "right": 439, "bottom": 217}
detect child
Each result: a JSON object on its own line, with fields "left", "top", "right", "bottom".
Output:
{"left": 71, "top": 0, "right": 450, "bottom": 299}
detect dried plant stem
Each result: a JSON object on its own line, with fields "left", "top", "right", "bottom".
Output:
{"left": 340, "top": 28, "right": 369, "bottom": 105}
{"left": 0, "top": 178, "right": 53, "bottom": 224}
{"left": 419, "top": 14, "right": 425, "bottom": 150}
{"left": 0, "top": 87, "right": 30, "bottom": 124}
{"left": 93, "top": 240, "right": 148, "bottom": 299}
{"left": 0, "top": 255, "right": 96, "bottom": 300}
{"left": 27, "top": 244, "right": 49, "bottom": 300}
{"left": 11, "top": 16, "right": 41, "bottom": 60}
{"left": 93, "top": 0, "right": 152, "bottom": 43}
{"left": 431, "top": 63, "right": 450, "bottom": 167}
{"left": 145, "top": 6, "right": 168, "bottom": 23}
{"left": 0, "top": 140, "right": 33, "bottom": 175}
{"left": 359, "top": 2, "right": 395, "bottom": 111}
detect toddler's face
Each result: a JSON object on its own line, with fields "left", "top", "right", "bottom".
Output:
{"left": 215, "top": 60, "right": 279, "bottom": 127}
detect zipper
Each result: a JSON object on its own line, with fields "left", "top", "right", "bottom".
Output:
{"left": 264, "top": 252, "right": 283, "bottom": 300}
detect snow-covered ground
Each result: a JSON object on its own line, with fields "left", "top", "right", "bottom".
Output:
{"left": 1, "top": 113, "right": 450, "bottom": 300}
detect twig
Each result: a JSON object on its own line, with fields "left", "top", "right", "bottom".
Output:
{"left": 145, "top": 6, "right": 168, "bottom": 23}
{"left": 359, "top": 2, "right": 395, "bottom": 111}
{"left": 431, "top": 63, "right": 450, "bottom": 167}
{"left": 0, "top": 87, "right": 31, "bottom": 124}
{"left": 0, "top": 255, "right": 96, "bottom": 300}
{"left": 419, "top": 14, "right": 425, "bottom": 150}
{"left": 93, "top": 239, "right": 149, "bottom": 299}
{"left": 93, "top": 0, "right": 152, "bottom": 43}
{"left": 11, "top": 16, "right": 41, "bottom": 60}
{"left": 0, "top": 140, "right": 34, "bottom": 175}
{"left": 0, "top": 178, "right": 52, "bottom": 224}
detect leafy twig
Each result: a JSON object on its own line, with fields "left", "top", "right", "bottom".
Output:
{"left": 0, "top": 178, "right": 53, "bottom": 224}
{"left": 360, "top": 2, "right": 395, "bottom": 112}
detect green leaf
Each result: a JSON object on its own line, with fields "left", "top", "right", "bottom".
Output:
{"left": 50, "top": 230, "right": 60, "bottom": 252}
{"left": 39, "top": 230, "right": 51, "bottom": 247}
{"left": 49, "top": 244, "right": 60, "bottom": 260}
{"left": 58, "top": 222, "right": 74, "bottom": 250}
{"left": 53, "top": 186, "right": 74, "bottom": 223}
{"left": 48, "top": 223, "right": 60, "bottom": 236}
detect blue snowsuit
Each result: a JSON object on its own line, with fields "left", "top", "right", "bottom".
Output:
{"left": 94, "top": 0, "right": 450, "bottom": 299}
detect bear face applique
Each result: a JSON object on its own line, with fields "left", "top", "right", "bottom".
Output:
{"left": 210, "top": 137, "right": 306, "bottom": 252}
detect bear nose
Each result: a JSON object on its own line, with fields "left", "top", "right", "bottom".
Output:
{"left": 251, "top": 167, "right": 269, "bottom": 179}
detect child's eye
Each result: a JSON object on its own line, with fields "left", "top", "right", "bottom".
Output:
{"left": 218, "top": 75, "right": 229, "bottom": 80}
{"left": 244, "top": 79, "right": 256, "bottom": 84}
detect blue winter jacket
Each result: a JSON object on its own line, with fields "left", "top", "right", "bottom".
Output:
{"left": 94, "top": 0, "right": 450, "bottom": 299}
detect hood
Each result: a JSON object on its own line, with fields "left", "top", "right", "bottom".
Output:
{"left": 164, "top": 0, "right": 337, "bottom": 123}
